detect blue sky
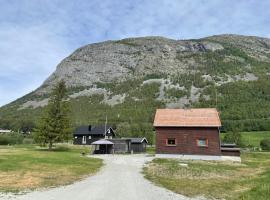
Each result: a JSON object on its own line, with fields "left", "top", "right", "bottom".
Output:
{"left": 0, "top": 0, "right": 269, "bottom": 106}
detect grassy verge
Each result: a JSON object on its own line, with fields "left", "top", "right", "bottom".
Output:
{"left": 143, "top": 152, "right": 270, "bottom": 199}
{"left": 0, "top": 144, "right": 102, "bottom": 193}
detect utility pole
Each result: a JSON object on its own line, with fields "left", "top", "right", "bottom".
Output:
{"left": 215, "top": 87, "right": 218, "bottom": 108}
{"left": 104, "top": 115, "right": 107, "bottom": 138}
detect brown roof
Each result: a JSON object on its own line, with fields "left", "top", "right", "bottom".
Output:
{"left": 153, "top": 108, "right": 221, "bottom": 127}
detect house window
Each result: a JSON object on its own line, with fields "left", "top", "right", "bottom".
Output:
{"left": 82, "top": 136, "right": 86, "bottom": 144}
{"left": 166, "top": 138, "right": 176, "bottom": 146}
{"left": 197, "top": 139, "right": 208, "bottom": 147}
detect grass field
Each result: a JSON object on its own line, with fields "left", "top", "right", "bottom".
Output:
{"left": 0, "top": 145, "right": 103, "bottom": 193}
{"left": 220, "top": 131, "right": 270, "bottom": 148}
{"left": 240, "top": 131, "right": 270, "bottom": 147}
{"left": 143, "top": 152, "right": 270, "bottom": 200}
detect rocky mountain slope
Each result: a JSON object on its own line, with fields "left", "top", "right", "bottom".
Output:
{"left": 1, "top": 34, "right": 270, "bottom": 136}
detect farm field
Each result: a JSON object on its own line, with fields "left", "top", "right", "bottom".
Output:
{"left": 143, "top": 152, "right": 270, "bottom": 200}
{"left": 0, "top": 145, "right": 102, "bottom": 193}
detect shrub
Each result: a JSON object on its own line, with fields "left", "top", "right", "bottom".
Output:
{"left": 223, "top": 131, "right": 243, "bottom": 146}
{"left": 0, "top": 133, "right": 24, "bottom": 145}
{"left": 260, "top": 139, "right": 270, "bottom": 150}
{"left": 0, "top": 135, "right": 10, "bottom": 145}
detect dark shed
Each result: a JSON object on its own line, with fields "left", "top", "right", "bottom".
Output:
{"left": 130, "top": 138, "right": 148, "bottom": 153}
{"left": 221, "top": 143, "right": 241, "bottom": 157}
{"left": 91, "top": 138, "right": 148, "bottom": 154}
{"left": 109, "top": 139, "right": 131, "bottom": 153}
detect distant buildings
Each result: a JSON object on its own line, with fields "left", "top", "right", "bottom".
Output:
{"left": 73, "top": 125, "right": 148, "bottom": 153}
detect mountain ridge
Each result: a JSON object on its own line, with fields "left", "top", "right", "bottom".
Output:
{"left": 0, "top": 34, "right": 270, "bottom": 137}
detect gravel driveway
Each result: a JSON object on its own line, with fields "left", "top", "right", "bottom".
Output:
{"left": 1, "top": 154, "right": 203, "bottom": 200}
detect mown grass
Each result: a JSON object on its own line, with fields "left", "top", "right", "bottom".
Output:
{"left": 143, "top": 152, "right": 270, "bottom": 199}
{"left": 0, "top": 144, "right": 103, "bottom": 193}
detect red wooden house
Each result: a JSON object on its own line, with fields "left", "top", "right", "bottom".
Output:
{"left": 153, "top": 108, "right": 223, "bottom": 156}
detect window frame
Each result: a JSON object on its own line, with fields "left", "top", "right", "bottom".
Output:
{"left": 82, "top": 136, "right": 87, "bottom": 144}
{"left": 166, "top": 138, "right": 177, "bottom": 146}
{"left": 196, "top": 138, "right": 208, "bottom": 147}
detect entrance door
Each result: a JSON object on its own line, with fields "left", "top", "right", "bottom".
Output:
{"left": 82, "top": 136, "right": 87, "bottom": 144}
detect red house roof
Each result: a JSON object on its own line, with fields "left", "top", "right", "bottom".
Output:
{"left": 153, "top": 108, "right": 221, "bottom": 127}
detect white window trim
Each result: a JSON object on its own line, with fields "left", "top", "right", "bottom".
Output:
{"left": 82, "top": 136, "right": 87, "bottom": 144}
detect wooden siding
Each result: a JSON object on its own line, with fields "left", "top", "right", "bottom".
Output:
{"left": 221, "top": 148, "right": 240, "bottom": 157}
{"left": 155, "top": 127, "right": 221, "bottom": 155}
{"left": 109, "top": 139, "right": 131, "bottom": 153}
{"left": 130, "top": 143, "right": 147, "bottom": 153}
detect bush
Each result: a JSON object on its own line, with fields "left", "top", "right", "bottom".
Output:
{"left": 0, "top": 135, "right": 10, "bottom": 145}
{"left": 260, "top": 139, "right": 270, "bottom": 150}
{"left": 0, "top": 133, "right": 24, "bottom": 145}
{"left": 223, "top": 131, "right": 243, "bottom": 146}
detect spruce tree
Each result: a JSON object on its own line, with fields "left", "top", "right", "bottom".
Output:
{"left": 34, "top": 80, "right": 71, "bottom": 150}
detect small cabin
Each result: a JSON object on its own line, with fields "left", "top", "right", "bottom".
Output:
{"left": 73, "top": 125, "right": 115, "bottom": 145}
{"left": 154, "top": 108, "right": 222, "bottom": 156}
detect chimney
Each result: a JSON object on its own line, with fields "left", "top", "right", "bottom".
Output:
{"left": 88, "top": 125, "right": 92, "bottom": 131}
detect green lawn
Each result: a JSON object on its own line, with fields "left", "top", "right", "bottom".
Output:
{"left": 0, "top": 144, "right": 102, "bottom": 193}
{"left": 143, "top": 152, "right": 270, "bottom": 200}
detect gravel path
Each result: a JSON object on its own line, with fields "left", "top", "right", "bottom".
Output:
{"left": 1, "top": 155, "right": 204, "bottom": 200}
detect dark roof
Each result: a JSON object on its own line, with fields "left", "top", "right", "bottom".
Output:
{"left": 73, "top": 125, "right": 114, "bottom": 136}
{"left": 129, "top": 137, "right": 148, "bottom": 144}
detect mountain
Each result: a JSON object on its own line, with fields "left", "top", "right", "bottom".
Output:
{"left": 1, "top": 34, "right": 270, "bottom": 139}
